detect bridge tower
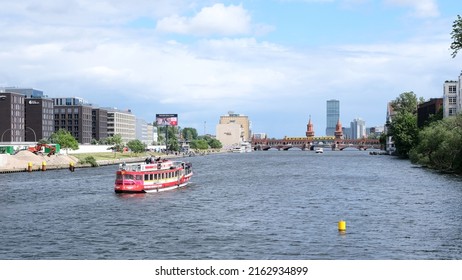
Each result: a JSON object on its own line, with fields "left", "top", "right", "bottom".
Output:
{"left": 306, "top": 115, "right": 315, "bottom": 138}
{"left": 334, "top": 118, "right": 343, "bottom": 140}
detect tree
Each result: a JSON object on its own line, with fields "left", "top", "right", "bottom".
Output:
{"left": 190, "top": 139, "right": 209, "bottom": 150}
{"left": 126, "top": 139, "right": 146, "bottom": 153}
{"left": 49, "top": 129, "right": 79, "bottom": 153}
{"left": 390, "top": 91, "right": 420, "bottom": 114}
{"left": 450, "top": 15, "right": 462, "bottom": 58}
{"left": 208, "top": 138, "right": 223, "bottom": 149}
{"left": 410, "top": 114, "right": 462, "bottom": 173}
{"left": 388, "top": 112, "right": 419, "bottom": 158}
{"left": 388, "top": 91, "right": 421, "bottom": 158}
{"left": 182, "top": 127, "right": 198, "bottom": 141}
{"left": 106, "top": 134, "right": 123, "bottom": 152}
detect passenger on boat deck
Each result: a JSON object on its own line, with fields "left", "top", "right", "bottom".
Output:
{"left": 145, "top": 156, "right": 155, "bottom": 164}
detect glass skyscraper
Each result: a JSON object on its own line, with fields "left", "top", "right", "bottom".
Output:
{"left": 326, "top": 99, "right": 340, "bottom": 136}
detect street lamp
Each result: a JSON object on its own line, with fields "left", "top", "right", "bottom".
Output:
{"left": 1, "top": 128, "right": 12, "bottom": 142}
{"left": 26, "top": 127, "right": 37, "bottom": 142}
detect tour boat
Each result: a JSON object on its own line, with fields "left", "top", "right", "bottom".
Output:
{"left": 114, "top": 158, "right": 193, "bottom": 193}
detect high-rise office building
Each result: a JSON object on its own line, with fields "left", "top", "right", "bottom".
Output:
{"left": 350, "top": 118, "right": 366, "bottom": 139}
{"left": 326, "top": 99, "right": 340, "bottom": 136}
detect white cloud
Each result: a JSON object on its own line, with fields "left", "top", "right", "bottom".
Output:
{"left": 156, "top": 3, "right": 253, "bottom": 36}
{"left": 384, "top": 0, "right": 440, "bottom": 18}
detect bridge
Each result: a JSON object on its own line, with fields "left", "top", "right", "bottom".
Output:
{"left": 251, "top": 137, "right": 381, "bottom": 151}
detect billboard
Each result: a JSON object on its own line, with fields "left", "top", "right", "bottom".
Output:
{"left": 156, "top": 114, "right": 178, "bottom": 126}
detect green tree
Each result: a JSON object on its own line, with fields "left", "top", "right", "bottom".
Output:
{"left": 190, "top": 139, "right": 209, "bottom": 150}
{"left": 182, "top": 127, "right": 198, "bottom": 141}
{"left": 388, "top": 112, "right": 419, "bottom": 158}
{"left": 450, "top": 15, "right": 462, "bottom": 58}
{"left": 49, "top": 129, "right": 79, "bottom": 153}
{"left": 126, "top": 139, "right": 146, "bottom": 154}
{"left": 388, "top": 91, "right": 422, "bottom": 158}
{"left": 207, "top": 138, "right": 223, "bottom": 149}
{"left": 390, "top": 91, "right": 419, "bottom": 114}
{"left": 410, "top": 115, "right": 462, "bottom": 173}
{"left": 107, "top": 134, "right": 123, "bottom": 152}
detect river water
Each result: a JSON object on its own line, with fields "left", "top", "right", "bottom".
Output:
{"left": 1, "top": 150, "right": 461, "bottom": 260}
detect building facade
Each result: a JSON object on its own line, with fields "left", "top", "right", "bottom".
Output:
{"left": 107, "top": 109, "right": 136, "bottom": 143}
{"left": 216, "top": 123, "right": 242, "bottom": 149}
{"left": 326, "top": 99, "right": 340, "bottom": 136}
{"left": 92, "top": 108, "right": 108, "bottom": 141}
{"left": 350, "top": 118, "right": 366, "bottom": 139}
{"left": 0, "top": 92, "right": 25, "bottom": 142}
{"left": 218, "top": 111, "right": 251, "bottom": 142}
{"left": 417, "top": 98, "right": 443, "bottom": 127}
{"left": 443, "top": 79, "right": 459, "bottom": 118}
{"left": 53, "top": 97, "right": 93, "bottom": 144}
{"left": 25, "top": 97, "right": 54, "bottom": 141}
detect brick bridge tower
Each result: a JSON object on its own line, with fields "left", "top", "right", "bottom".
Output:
{"left": 306, "top": 115, "right": 315, "bottom": 138}
{"left": 335, "top": 118, "right": 343, "bottom": 140}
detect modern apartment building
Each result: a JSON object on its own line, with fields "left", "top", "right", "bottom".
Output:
{"left": 218, "top": 111, "right": 251, "bottom": 142}
{"left": 106, "top": 108, "right": 136, "bottom": 143}
{"left": 92, "top": 108, "right": 108, "bottom": 141}
{"left": 0, "top": 91, "right": 25, "bottom": 142}
{"left": 53, "top": 97, "right": 93, "bottom": 144}
{"left": 326, "top": 99, "right": 340, "bottom": 136}
{"left": 136, "top": 118, "right": 154, "bottom": 145}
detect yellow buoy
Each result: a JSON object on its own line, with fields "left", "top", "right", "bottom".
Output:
{"left": 338, "top": 220, "right": 346, "bottom": 232}
{"left": 69, "top": 162, "right": 75, "bottom": 172}
{"left": 27, "top": 162, "right": 33, "bottom": 172}
{"left": 41, "top": 161, "right": 47, "bottom": 171}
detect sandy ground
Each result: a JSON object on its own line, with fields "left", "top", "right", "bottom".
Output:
{"left": 0, "top": 150, "right": 79, "bottom": 171}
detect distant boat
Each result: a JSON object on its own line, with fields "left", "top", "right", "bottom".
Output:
{"left": 231, "top": 142, "right": 252, "bottom": 153}
{"left": 315, "top": 147, "right": 324, "bottom": 154}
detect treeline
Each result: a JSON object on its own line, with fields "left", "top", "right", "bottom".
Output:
{"left": 387, "top": 91, "right": 462, "bottom": 174}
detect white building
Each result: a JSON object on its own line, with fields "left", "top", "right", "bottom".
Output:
{"left": 136, "top": 118, "right": 149, "bottom": 144}
{"left": 443, "top": 78, "right": 459, "bottom": 118}
{"left": 216, "top": 123, "right": 242, "bottom": 150}
{"left": 106, "top": 108, "right": 136, "bottom": 143}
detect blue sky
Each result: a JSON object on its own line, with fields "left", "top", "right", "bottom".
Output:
{"left": 1, "top": 0, "right": 461, "bottom": 138}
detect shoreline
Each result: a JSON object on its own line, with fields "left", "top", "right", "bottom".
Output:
{"left": 0, "top": 150, "right": 225, "bottom": 174}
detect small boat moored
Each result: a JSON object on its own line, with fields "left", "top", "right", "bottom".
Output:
{"left": 114, "top": 157, "right": 193, "bottom": 193}
{"left": 315, "top": 147, "right": 324, "bottom": 153}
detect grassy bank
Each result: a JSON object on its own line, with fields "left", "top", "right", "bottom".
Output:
{"left": 72, "top": 152, "right": 163, "bottom": 162}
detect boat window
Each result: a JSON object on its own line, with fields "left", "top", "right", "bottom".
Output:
{"left": 124, "top": 174, "right": 134, "bottom": 180}
{"left": 150, "top": 174, "right": 153, "bottom": 180}
{"left": 144, "top": 174, "right": 149, "bottom": 181}
{"left": 116, "top": 174, "right": 122, "bottom": 180}
{"left": 136, "top": 175, "right": 142, "bottom": 180}
{"left": 154, "top": 174, "right": 158, "bottom": 180}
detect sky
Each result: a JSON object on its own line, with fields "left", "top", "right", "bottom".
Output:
{"left": 1, "top": 0, "right": 461, "bottom": 138}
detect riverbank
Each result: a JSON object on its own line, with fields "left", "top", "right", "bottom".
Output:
{"left": 0, "top": 149, "right": 225, "bottom": 173}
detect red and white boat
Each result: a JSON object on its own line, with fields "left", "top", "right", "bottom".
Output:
{"left": 114, "top": 158, "right": 193, "bottom": 193}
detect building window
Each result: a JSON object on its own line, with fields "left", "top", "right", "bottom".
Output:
{"left": 449, "top": 96, "right": 457, "bottom": 105}
{"left": 449, "top": 108, "right": 457, "bottom": 116}
{"left": 449, "top": 85, "right": 457, "bottom": 94}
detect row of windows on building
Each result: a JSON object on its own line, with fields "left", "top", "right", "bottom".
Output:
{"left": 0, "top": 90, "right": 153, "bottom": 144}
